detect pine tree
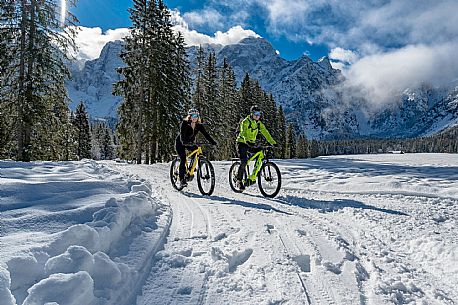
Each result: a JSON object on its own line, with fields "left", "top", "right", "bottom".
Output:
{"left": 115, "top": 0, "right": 189, "bottom": 163}
{"left": 286, "top": 123, "right": 296, "bottom": 159}
{"left": 202, "top": 52, "right": 220, "bottom": 130}
{"left": 218, "top": 58, "right": 239, "bottom": 159}
{"left": 276, "top": 106, "right": 287, "bottom": 158}
{"left": 91, "top": 121, "right": 115, "bottom": 160}
{"left": 262, "top": 93, "right": 277, "bottom": 133}
{"left": 239, "top": 73, "right": 254, "bottom": 119}
{"left": 1, "top": 0, "right": 78, "bottom": 161}
{"left": 310, "top": 140, "right": 320, "bottom": 158}
{"left": 296, "top": 134, "right": 309, "bottom": 158}
{"left": 115, "top": 0, "right": 148, "bottom": 163}
{"left": 192, "top": 46, "right": 206, "bottom": 111}
{"left": 73, "top": 102, "right": 91, "bottom": 159}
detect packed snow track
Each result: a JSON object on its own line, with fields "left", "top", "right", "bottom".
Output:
{"left": 108, "top": 154, "right": 458, "bottom": 305}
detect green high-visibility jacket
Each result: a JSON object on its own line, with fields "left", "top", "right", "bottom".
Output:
{"left": 236, "top": 116, "right": 276, "bottom": 145}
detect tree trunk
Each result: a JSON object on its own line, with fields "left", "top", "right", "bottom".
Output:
{"left": 144, "top": 137, "right": 150, "bottom": 164}
{"left": 22, "top": 0, "right": 36, "bottom": 162}
{"left": 136, "top": 107, "right": 143, "bottom": 164}
{"left": 17, "top": 0, "right": 28, "bottom": 161}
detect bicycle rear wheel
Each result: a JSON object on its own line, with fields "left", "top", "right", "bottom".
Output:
{"left": 197, "top": 157, "right": 215, "bottom": 196}
{"left": 258, "top": 161, "right": 281, "bottom": 198}
{"left": 170, "top": 157, "right": 184, "bottom": 191}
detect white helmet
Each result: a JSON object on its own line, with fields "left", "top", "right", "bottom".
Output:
{"left": 188, "top": 108, "right": 200, "bottom": 116}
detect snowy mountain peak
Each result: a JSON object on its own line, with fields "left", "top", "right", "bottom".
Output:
{"left": 317, "top": 56, "right": 333, "bottom": 70}
{"left": 237, "top": 37, "right": 278, "bottom": 57}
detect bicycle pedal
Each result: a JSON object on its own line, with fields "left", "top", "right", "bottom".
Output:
{"left": 244, "top": 180, "right": 254, "bottom": 187}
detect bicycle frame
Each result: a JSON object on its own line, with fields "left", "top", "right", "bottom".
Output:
{"left": 186, "top": 146, "right": 202, "bottom": 177}
{"left": 245, "top": 150, "right": 266, "bottom": 182}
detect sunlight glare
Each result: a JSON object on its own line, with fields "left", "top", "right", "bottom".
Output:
{"left": 60, "top": 0, "right": 66, "bottom": 26}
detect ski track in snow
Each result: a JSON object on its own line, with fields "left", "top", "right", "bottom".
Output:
{"left": 0, "top": 153, "right": 457, "bottom": 305}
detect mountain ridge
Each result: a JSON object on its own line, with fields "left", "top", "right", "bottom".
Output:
{"left": 66, "top": 38, "right": 458, "bottom": 139}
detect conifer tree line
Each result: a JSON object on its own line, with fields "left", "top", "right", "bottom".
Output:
{"left": 176, "top": 46, "right": 302, "bottom": 161}
{"left": 0, "top": 0, "right": 79, "bottom": 161}
{"left": 192, "top": 47, "right": 317, "bottom": 161}
{"left": 71, "top": 102, "right": 116, "bottom": 161}
{"left": 316, "top": 126, "right": 458, "bottom": 156}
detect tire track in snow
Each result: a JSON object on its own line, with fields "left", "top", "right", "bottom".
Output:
{"left": 268, "top": 218, "right": 345, "bottom": 305}
{"left": 326, "top": 202, "right": 456, "bottom": 305}
{"left": 104, "top": 163, "right": 212, "bottom": 305}
{"left": 267, "top": 222, "right": 313, "bottom": 305}
{"left": 267, "top": 194, "right": 369, "bottom": 305}
{"left": 276, "top": 186, "right": 456, "bottom": 304}
{"left": 208, "top": 166, "right": 352, "bottom": 304}
{"left": 169, "top": 194, "right": 212, "bottom": 305}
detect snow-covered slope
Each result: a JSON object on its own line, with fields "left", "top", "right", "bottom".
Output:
{"left": 2, "top": 154, "right": 457, "bottom": 304}
{"left": 65, "top": 38, "right": 458, "bottom": 139}
{"left": 67, "top": 41, "right": 124, "bottom": 118}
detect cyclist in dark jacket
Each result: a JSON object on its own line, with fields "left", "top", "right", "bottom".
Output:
{"left": 236, "top": 105, "right": 276, "bottom": 190}
{"left": 176, "top": 109, "right": 217, "bottom": 187}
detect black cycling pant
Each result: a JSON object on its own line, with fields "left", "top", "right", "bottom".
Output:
{"left": 175, "top": 137, "right": 197, "bottom": 180}
{"left": 237, "top": 142, "right": 262, "bottom": 181}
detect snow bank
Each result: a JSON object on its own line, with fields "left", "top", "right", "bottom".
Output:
{"left": 1, "top": 160, "right": 171, "bottom": 305}
{"left": 0, "top": 267, "right": 16, "bottom": 305}
{"left": 23, "top": 271, "right": 95, "bottom": 305}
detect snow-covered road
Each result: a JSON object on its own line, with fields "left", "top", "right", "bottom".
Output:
{"left": 1, "top": 154, "right": 457, "bottom": 305}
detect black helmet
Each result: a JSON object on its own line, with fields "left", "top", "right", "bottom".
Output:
{"left": 250, "top": 105, "right": 261, "bottom": 113}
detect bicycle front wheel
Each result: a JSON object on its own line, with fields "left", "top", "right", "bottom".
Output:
{"left": 170, "top": 157, "right": 184, "bottom": 191}
{"left": 258, "top": 161, "right": 281, "bottom": 198}
{"left": 197, "top": 157, "right": 215, "bottom": 196}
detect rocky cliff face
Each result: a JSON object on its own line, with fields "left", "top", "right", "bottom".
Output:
{"left": 66, "top": 38, "right": 458, "bottom": 139}
{"left": 67, "top": 41, "right": 124, "bottom": 118}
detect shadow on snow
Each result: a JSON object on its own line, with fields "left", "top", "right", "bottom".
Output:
{"left": 182, "top": 192, "right": 292, "bottom": 215}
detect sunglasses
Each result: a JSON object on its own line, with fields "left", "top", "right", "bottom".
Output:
{"left": 191, "top": 114, "right": 199, "bottom": 118}
{"left": 253, "top": 111, "right": 262, "bottom": 116}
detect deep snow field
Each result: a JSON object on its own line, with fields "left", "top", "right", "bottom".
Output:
{"left": 0, "top": 154, "right": 457, "bottom": 305}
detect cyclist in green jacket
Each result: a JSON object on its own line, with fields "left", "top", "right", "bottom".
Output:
{"left": 236, "top": 105, "right": 277, "bottom": 190}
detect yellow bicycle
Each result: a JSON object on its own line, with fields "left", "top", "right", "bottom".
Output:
{"left": 170, "top": 144, "right": 215, "bottom": 195}
{"left": 229, "top": 145, "right": 281, "bottom": 198}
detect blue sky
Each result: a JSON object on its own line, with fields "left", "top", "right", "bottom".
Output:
{"left": 71, "top": 0, "right": 328, "bottom": 61}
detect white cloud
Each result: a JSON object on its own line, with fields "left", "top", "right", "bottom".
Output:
{"left": 264, "top": 0, "right": 310, "bottom": 25}
{"left": 183, "top": 9, "right": 224, "bottom": 29}
{"left": 329, "top": 61, "right": 345, "bottom": 71}
{"left": 171, "top": 10, "right": 260, "bottom": 46}
{"left": 71, "top": 11, "right": 260, "bottom": 61}
{"left": 342, "top": 42, "right": 458, "bottom": 106}
{"left": 329, "top": 48, "right": 359, "bottom": 65}
{"left": 72, "top": 27, "right": 129, "bottom": 60}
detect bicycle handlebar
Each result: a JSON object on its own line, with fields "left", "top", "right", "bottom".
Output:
{"left": 183, "top": 142, "right": 216, "bottom": 147}
{"left": 248, "top": 144, "right": 276, "bottom": 150}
